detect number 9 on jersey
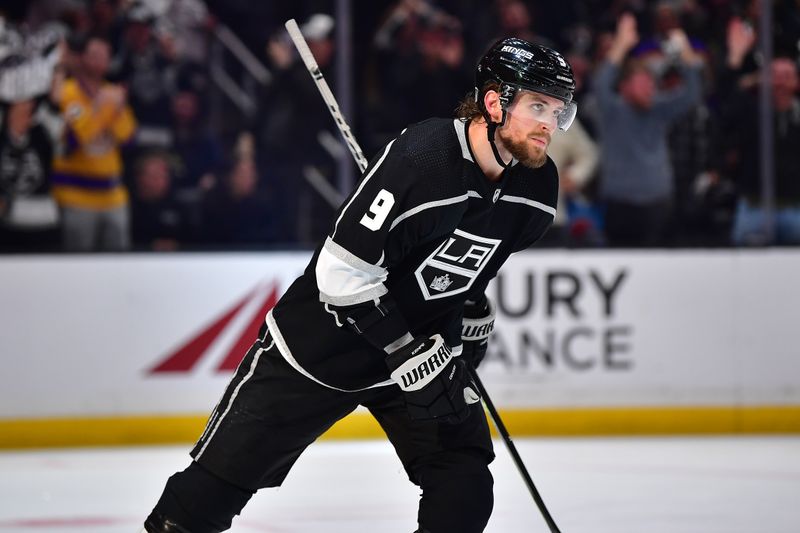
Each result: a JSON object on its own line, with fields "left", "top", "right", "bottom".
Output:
{"left": 359, "top": 189, "right": 395, "bottom": 231}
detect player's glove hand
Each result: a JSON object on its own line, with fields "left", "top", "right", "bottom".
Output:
{"left": 385, "top": 334, "right": 480, "bottom": 424}
{"left": 461, "top": 294, "right": 495, "bottom": 369}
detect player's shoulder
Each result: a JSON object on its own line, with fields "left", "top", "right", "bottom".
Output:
{"left": 506, "top": 155, "right": 559, "bottom": 207}
{"left": 393, "top": 118, "right": 462, "bottom": 166}
{"left": 390, "top": 118, "right": 466, "bottom": 192}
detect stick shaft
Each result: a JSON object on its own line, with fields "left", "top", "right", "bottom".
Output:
{"left": 469, "top": 368, "right": 562, "bottom": 533}
{"left": 284, "top": 19, "right": 368, "bottom": 173}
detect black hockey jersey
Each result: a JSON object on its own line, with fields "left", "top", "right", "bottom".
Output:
{"left": 267, "top": 118, "right": 558, "bottom": 391}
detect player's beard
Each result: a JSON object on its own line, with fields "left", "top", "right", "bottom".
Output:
{"left": 497, "top": 128, "right": 549, "bottom": 169}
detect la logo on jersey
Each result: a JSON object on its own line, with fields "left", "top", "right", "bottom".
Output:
{"left": 415, "top": 229, "right": 501, "bottom": 300}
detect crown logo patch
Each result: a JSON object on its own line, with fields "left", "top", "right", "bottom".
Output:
{"left": 429, "top": 274, "right": 454, "bottom": 292}
{"left": 414, "top": 229, "right": 501, "bottom": 300}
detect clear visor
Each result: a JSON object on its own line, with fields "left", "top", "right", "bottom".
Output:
{"left": 525, "top": 100, "right": 577, "bottom": 131}
{"left": 555, "top": 101, "right": 577, "bottom": 131}
{"left": 508, "top": 91, "right": 578, "bottom": 131}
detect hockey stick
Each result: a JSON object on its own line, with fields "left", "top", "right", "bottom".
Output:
{"left": 284, "top": 18, "right": 562, "bottom": 532}
{"left": 285, "top": 19, "right": 369, "bottom": 173}
{"left": 468, "top": 366, "right": 562, "bottom": 532}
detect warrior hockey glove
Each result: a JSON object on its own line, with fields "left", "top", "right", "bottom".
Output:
{"left": 385, "top": 334, "right": 480, "bottom": 424}
{"left": 461, "top": 294, "right": 495, "bottom": 369}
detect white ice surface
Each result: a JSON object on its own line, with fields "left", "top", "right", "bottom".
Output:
{"left": 0, "top": 436, "right": 798, "bottom": 532}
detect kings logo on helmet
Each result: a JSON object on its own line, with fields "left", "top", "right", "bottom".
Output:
{"left": 500, "top": 45, "right": 534, "bottom": 59}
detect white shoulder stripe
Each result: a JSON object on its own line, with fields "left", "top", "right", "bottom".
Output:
{"left": 389, "top": 193, "right": 470, "bottom": 231}
{"left": 453, "top": 118, "right": 473, "bottom": 162}
{"left": 498, "top": 195, "right": 557, "bottom": 217}
{"left": 332, "top": 139, "right": 397, "bottom": 238}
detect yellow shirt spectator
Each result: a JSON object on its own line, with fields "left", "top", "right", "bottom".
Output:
{"left": 52, "top": 78, "right": 137, "bottom": 211}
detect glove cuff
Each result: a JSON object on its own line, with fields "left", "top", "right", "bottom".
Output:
{"left": 461, "top": 298, "right": 495, "bottom": 342}
{"left": 387, "top": 334, "right": 453, "bottom": 392}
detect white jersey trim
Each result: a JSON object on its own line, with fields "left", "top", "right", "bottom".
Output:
{"left": 322, "top": 237, "right": 387, "bottom": 276}
{"left": 316, "top": 238, "right": 389, "bottom": 306}
{"left": 324, "top": 303, "right": 344, "bottom": 327}
{"left": 266, "top": 310, "right": 395, "bottom": 392}
{"left": 332, "top": 139, "right": 396, "bottom": 239}
{"left": 389, "top": 193, "right": 470, "bottom": 231}
{"left": 319, "top": 284, "right": 388, "bottom": 306}
{"left": 194, "top": 340, "right": 273, "bottom": 460}
{"left": 498, "top": 194, "right": 557, "bottom": 217}
{"left": 454, "top": 118, "right": 474, "bottom": 162}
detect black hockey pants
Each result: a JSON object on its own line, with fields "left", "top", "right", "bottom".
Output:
{"left": 146, "top": 328, "right": 494, "bottom": 533}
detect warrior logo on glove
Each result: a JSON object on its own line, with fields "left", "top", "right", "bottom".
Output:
{"left": 392, "top": 338, "right": 453, "bottom": 390}
{"left": 387, "top": 334, "right": 480, "bottom": 423}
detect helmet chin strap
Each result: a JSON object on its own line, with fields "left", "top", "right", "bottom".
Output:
{"left": 486, "top": 110, "right": 512, "bottom": 169}
{"left": 484, "top": 84, "right": 518, "bottom": 170}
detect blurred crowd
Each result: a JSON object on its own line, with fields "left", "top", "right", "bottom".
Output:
{"left": 0, "top": 0, "right": 798, "bottom": 252}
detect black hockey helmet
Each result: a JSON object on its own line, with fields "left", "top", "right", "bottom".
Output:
{"left": 476, "top": 37, "right": 576, "bottom": 106}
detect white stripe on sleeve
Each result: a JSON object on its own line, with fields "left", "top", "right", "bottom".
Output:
{"left": 389, "top": 193, "right": 469, "bottom": 231}
{"left": 316, "top": 238, "right": 389, "bottom": 306}
{"left": 498, "top": 195, "right": 557, "bottom": 217}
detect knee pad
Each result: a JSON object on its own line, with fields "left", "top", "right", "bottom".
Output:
{"left": 146, "top": 461, "right": 254, "bottom": 533}
{"left": 415, "top": 451, "right": 494, "bottom": 533}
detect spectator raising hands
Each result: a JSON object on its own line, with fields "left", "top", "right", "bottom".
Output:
{"left": 593, "top": 13, "right": 703, "bottom": 247}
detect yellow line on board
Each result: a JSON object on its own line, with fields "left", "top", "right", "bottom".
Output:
{"left": 1, "top": 406, "right": 799, "bottom": 450}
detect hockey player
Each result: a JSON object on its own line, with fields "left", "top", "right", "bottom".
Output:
{"left": 142, "top": 37, "right": 576, "bottom": 533}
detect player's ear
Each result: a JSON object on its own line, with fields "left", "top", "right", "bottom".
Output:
{"left": 483, "top": 89, "right": 503, "bottom": 123}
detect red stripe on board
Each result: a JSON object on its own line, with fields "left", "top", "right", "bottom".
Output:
{"left": 148, "top": 287, "right": 256, "bottom": 373}
{"left": 216, "top": 285, "right": 279, "bottom": 372}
